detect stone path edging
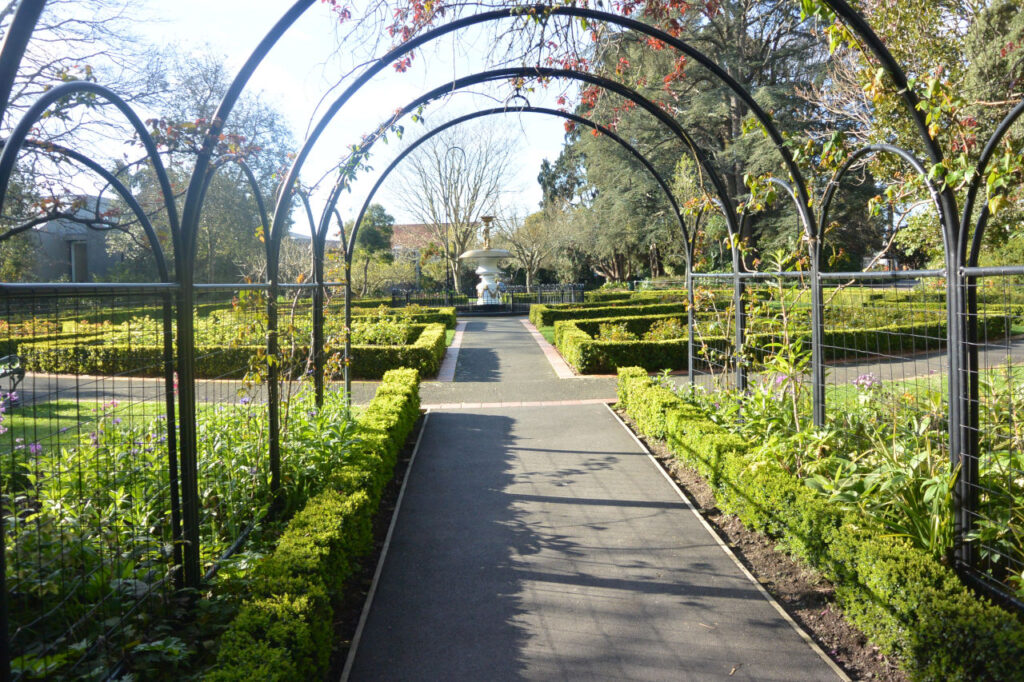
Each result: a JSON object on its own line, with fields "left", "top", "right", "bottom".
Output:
{"left": 520, "top": 318, "right": 576, "bottom": 378}
{"left": 435, "top": 321, "right": 466, "bottom": 382}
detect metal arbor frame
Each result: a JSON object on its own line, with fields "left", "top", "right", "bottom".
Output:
{"left": 0, "top": 0, "right": 1022, "bottom": 673}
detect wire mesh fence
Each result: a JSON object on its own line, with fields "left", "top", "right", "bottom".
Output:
{"left": 0, "top": 285, "right": 180, "bottom": 677}
{"left": 960, "top": 269, "right": 1024, "bottom": 606}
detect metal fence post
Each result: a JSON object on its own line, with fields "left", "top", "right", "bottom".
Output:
{"left": 733, "top": 272, "right": 746, "bottom": 392}
{"left": 810, "top": 239, "right": 826, "bottom": 427}
{"left": 266, "top": 279, "right": 281, "bottom": 509}
{"left": 175, "top": 279, "right": 202, "bottom": 589}
{"left": 687, "top": 267, "right": 695, "bottom": 390}
{"left": 344, "top": 261, "right": 353, "bottom": 410}
{"left": 957, "top": 269, "right": 979, "bottom": 569}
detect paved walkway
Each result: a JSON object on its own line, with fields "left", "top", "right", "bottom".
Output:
{"left": 344, "top": 316, "right": 843, "bottom": 681}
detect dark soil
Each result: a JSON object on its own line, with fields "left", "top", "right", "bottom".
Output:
{"left": 327, "top": 412, "right": 425, "bottom": 679}
{"left": 616, "top": 409, "right": 907, "bottom": 682}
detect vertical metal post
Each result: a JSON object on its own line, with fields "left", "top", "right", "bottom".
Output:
{"left": 810, "top": 239, "right": 826, "bottom": 427}
{"left": 956, "top": 269, "right": 979, "bottom": 569}
{"left": 266, "top": 280, "right": 281, "bottom": 508}
{"left": 733, "top": 273, "right": 746, "bottom": 392}
{"left": 161, "top": 293, "right": 183, "bottom": 586}
{"left": 175, "top": 279, "right": 202, "bottom": 589}
{"left": 687, "top": 266, "right": 695, "bottom": 389}
{"left": 312, "top": 246, "right": 325, "bottom": 408}
{"left": 344, "top": 260, "right": 353, "bottom": 410}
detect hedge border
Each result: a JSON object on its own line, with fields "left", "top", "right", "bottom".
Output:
{"left": 554, "top": 312, "right": 1011, "bottom": 375}
{"left": 529, "top": 300, "right": 690, "bottom": 328}
{"left": 207, "top": 367, "right": 421, "bottom": 682}
{"left": 20, "top": 323, "right": 449, "bottom": 380}
{"left": 616, "top": 367, "right": 1024, "bottom": 681}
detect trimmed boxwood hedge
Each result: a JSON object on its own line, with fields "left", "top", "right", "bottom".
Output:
{"left": 617, "top": 367, "right": 1024, "bottom": 681}
{"left": 207, "top": 367, "right": 421, "bottom": 682}
{"left": 352, "top": 306, "right": 456, "bottom": 329}
{"left": 21, "top": 323, "right": 449, "bottom": 380}
{"left": 554, "top": 312, "right": 1012, "bottom": 374}
{"left": 530, "top": 300, "right": 691, "bottom": 328}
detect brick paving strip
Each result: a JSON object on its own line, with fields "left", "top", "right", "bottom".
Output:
{"left": 435, "top": 320, "right": 467, "bottom": 382}
{"left": 520, "top": 317, "right": 577, "bottom": 378}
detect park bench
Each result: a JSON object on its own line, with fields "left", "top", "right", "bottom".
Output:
{"left": 0, "top": 354, "right": 24, "bottom": 406}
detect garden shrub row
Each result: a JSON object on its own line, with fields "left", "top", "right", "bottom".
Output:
{"left": 616, "top": 367, "right": 1024, "bottom": 681}
{"left": 530, "top": 300, "right": 691, "bottom": 327}
{"left": 208, "top": 367, "right": 421, "bottom": 681}
{"left": 554, "top": 313, "right": 1012, "bottom": 374}
{"left": 20, "top": 323, "right": 448, "bottom": 380}
{"left": 352, "top": 306, "right": 456, "bottom": 329}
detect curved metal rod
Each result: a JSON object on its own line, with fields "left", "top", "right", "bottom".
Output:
{"left": 190, "top": 4, "right": 808, "bottom": 274}
{"left": 0, "top": 81, "right": 183, "bottom": 272}
{"left": 294, "top": 66, "right": 739, "bottom": 271}
{"left": 295, "top": 189, "right": 320, "bottom": 265}
{"left": 178, "top": 0, "right": 312, "bottom": 269}
{"left": 818, "top": 143, "right": 948, "bottom": 260}
{"left": 962, "top": 97, "right": 1024, "bottom": 267}
{"left": 710, "top": 197, "right": 747, "bottom": 275}
{"left": 0, "top": 0, "right": 46, "bottom": 116}
{"left": 5, "top": 140, "right": 173, "bottom": 282}
{"left": 199, "top": 154, "right": 272, "bottom": 265}
{"left": 338, "top": 105, "right": 691, "bottom": 269}
{"left": 822, "top": 0, "right": 958, "bottom": 248}
{"left": 765, "top": 177, "right": 814, "bottom": 241}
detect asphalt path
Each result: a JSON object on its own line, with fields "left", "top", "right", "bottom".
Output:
{"left": 344, "top": 317, "right": 843, "bottom": 681}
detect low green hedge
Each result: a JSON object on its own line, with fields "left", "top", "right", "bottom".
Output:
{"left": 208, "top": 368, "right": 421, "bottom": 682}
{"left": 347, "top": 323, "right": 447, "bottom": 380}
{"left": 351, "top": 307, "right": 456, "bottom": 329}
{"left": 530, "top": 300, "right": 690, "bottom": 328}
{"left": 21, "top": 323, "right": 449, "bottom": 380}
{"left": 617, "top": 368, "right": 1024, "bottom": 681}
{"left": 554, "top": 312, "right": 1012, "bottom": 374}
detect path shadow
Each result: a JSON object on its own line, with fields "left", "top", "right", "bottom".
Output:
{"left": 349, "top": 412, "right": 565, "bottom": 681}
{"left": 454, "top": 347, "right": 501, "bottom": 382}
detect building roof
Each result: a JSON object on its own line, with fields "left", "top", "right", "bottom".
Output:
{"left": 391, "top": 223, "right": 437, "bottom": 251}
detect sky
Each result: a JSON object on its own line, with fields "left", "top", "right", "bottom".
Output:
{"left": 138, "top": 0, "right": 574, "bottom": 234}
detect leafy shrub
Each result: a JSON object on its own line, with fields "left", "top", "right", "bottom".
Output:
{"left": 597, "top": 322, "right": 638, "bottom": 342}
{"left": 644, "top": 317, "right": 686, "bottom": 341}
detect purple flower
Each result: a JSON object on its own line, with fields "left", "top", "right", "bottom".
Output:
{"left": 774, "top": 374, "right": 786, "bottom": 386}
{"left": 28, "top": 442, "right": 42, "bottom": 455}
{"left": 112, "top": 418, "right": 122, "bottom": 425}
{"left": 853, "top": 373, "right": 882, "bottom": 390}
{"left": 239, "top": 396, "right": 251, "bottom": 406}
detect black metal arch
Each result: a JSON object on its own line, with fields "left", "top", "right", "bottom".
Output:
{"left": 199, "top": 155, "right": 272, "bottom": 265}
{"left": 297, "top": 65, "right": 737, "bottom": 399}
{"left": 962, "top": 97, "right": 1024, "bottom": 268}
{"left": 0, "top": 140, "right": 174, "bottom": 283}
{"left": 298, "top": 66, "right": 740, "bottom": 268}
{"left": 818, "top": 143, "right": 947, "bottom": 258}
{"left": 342, "top": 106, "right": 689, "bottom": 265}
{"left": 0, "top": 81, "right": 183, "bottom": 268}
{"left": 186, "top": 2, "right": 839, "bottom": 275}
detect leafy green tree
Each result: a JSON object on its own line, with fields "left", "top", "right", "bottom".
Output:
{"left": 350, "top": 204, "right": 395, "bottom": 296}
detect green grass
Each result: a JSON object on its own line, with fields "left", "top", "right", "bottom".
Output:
{"left": 539, "top": 325, "right": 555, "bottom": 345}
{"left": 1, "top": 399, "right": 168, "bottom": 457}
{"left": 446, "top": 329, "right": 455, "bottom": 346}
